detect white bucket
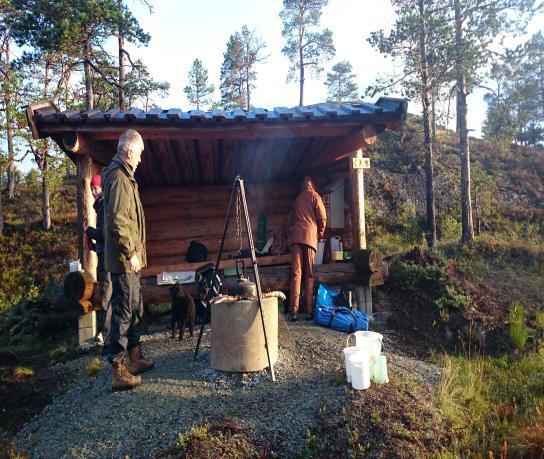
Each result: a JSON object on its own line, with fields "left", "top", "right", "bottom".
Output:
{"left": 69, "top": 259, "right": 82, "bottom": 272}
{"left": 343, "top": 346, "right": 359, "bottom": 383}
{"left": 355, "top": 331, "right": 383, "bottom": 358}
{"left": 349, "top": 351, "right": 371, "bottom": 390}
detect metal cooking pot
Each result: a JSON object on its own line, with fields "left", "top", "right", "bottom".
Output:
{"left": 229, "top": 260, "right": 257, "bottom": 298}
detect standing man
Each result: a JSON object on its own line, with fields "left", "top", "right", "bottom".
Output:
{"left": 290, "top": 176, "right": 327, "bottom": 322}
{"left": 85, "top": 174, "right": 112, "bottom": 350}
{"left": 102, "top": 129, "right": 154, "bottom": 391}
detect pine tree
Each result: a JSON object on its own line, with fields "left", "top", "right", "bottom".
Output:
{"left": 368, "top": 0, "right": 453, "bottom": 247}
{"left": 184, "top": 59, "right": 215, "bottom": 110}
{"left": 450, "top": 0, "right": 537, "bottom": 243}
{"left": 220, "top": 33, "right": 245, "bottom": 110}
{"left": 280, "top": 0, "right": 335, "bottom": 105}
{"left": 117, "top": 0, "right": 151, "bottom": 111}
{"left": 220, "top": 26, "right": 266, "bottom": 110}
{"left": 0, "top": 0, "right": 16, "bottom": 200}
{"left": 239, "top": 26, "right": 267, "bottom": 110}
{"left": 324, "top": 61, "right": 358, "bottom": 104}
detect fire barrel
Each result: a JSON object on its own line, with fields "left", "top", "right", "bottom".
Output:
{"left": 210, "top": 297, "right": 278, "bottom": 372}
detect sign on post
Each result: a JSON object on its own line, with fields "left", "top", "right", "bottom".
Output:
{"left": 351, "top": 157, "right": 370, "bottom": 169}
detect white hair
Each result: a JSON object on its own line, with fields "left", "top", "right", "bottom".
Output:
{"left": 117, "top": 129, "right": 144, "bottom": 157}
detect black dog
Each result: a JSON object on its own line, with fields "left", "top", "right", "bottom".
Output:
{"left": 169, "top": 283, "right": 196, "bottom": 340}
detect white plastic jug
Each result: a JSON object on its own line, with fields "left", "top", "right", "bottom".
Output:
{"left": 69, "top": 259, "right": 82, "bottom": 272}
{"left": 355, "top": 331, "right": 383, "bottom": 358}
{"left": 349, "top": 351, "right": 371, "bottom": 390}
{"left": 343, "top": 346, "right": 359, "bottom": 383}
{"left": 330, "top": 235, "right": 342, "bottom": 253}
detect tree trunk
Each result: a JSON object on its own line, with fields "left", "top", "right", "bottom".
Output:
{"left": 419, "top": 0, "right": 437, "bottom": 247}
{"left": 83, "top": 31, "right": 94, "bottom": 111}
{"left": 4, "top": 38, "right": 15, "bottom": 199}
{"left": 246, "top": 66, "right": 251, "bottom": 110}
{"left": 431, "top": 87, "right": 437, "bottom": 146}
{"left": 118, "top": 0, "right": 126, "bottom": 111}
{"left": 42, "top": 61, "right": 52, "bottom": 230}
{"left": 299, "top": 27, "right": 304, "bottom": 106}
{"left": 76, "top": 155, "right": 97, "bottom": 280}
{"left": 0, "top": 160, "right": 4, "bottom": 236}
{"left": 41, "top": 140, "right": 51, "bottom": 230}
{"left": 454, "top": 0, "right": 474, "bottom": 244}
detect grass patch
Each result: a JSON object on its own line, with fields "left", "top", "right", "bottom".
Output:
{"left": 13, "top": 366, "right": 34, "bottom": 378}
{"left": 299, "top": 378, "right": 451, "bottom": 458}
{"left": 534, "top": 308, "right": 544, "bottom": 330}
{"left": 439, "top": 238, "right": 544, "bottom": 310}
{"left": 48, "top": 342, "right": 79, "bottom": 365}
{"left": 436, "top": 351, "right": 544, "bottom": 456}
{"left": 87, "top": 357, "right": 102, "bottom": 377}
{"left": 159, "top": 420, "right": 271, "bottom": 458}
{"left": 509, "top": 300, "right": 529, "bottom": 350}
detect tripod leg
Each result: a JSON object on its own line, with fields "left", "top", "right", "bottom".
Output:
{"left": 193, "top": 300, "right": 210, "bottom": 362}
{"left": 238, "top": 178, "right": 276, "bottom": 382}
{"left": 193, "top": 178, "right": 238, "bottom": 362}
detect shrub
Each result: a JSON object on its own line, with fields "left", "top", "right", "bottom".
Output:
{"left": 509, "top": 300, "right": 529, "bottom": 350}
{"left": 439, "top": 214, "right": 462, "bottom": 242}
{"left": 389, "top": 260, "right": 471, "bottom": 315}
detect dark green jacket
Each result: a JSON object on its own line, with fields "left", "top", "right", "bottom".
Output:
{"left": 101, "top": 153, "right": 147, "bottom": 273}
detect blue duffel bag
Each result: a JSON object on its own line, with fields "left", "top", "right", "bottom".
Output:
{"left": 314, "top": 284, "right": 368, "bottom": 333}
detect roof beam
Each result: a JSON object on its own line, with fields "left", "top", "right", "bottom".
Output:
{"left": 39, "top": 122, "right": 363, "bottom": 141}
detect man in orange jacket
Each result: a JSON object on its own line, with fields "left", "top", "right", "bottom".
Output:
{"left": 290, "top": 176, "right": 327, "bottom": 321}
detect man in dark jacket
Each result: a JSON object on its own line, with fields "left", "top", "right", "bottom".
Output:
{"left": 102, "top": 129, "right": 154, "bottom": 391}
{"left": 85, "top": 174, "right": 112, "bottom": 349}
{"left": 290, "top": 176, "right": 327, "bottom": 321}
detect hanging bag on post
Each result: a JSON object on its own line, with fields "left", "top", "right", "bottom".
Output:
{"left": 315, "top": 284, "right": 368, "bottom": 333}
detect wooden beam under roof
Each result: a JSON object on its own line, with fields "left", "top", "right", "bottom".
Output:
{"left": 38, "top": 121, "right": 365, "bottom": 141}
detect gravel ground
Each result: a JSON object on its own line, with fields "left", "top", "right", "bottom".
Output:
{"left": 15, "top": 318, "right": 443, "bottom": 458}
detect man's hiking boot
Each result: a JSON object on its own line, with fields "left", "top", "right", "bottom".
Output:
{"left": 112, "top": 361, "right": 141, "bottom": 391}
{"left": 127, "top": 346, "right": 155, "bottom": 375}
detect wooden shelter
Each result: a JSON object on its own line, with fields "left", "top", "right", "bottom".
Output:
{"left": 27, "top": 98, "right": 407, "bottom": 306}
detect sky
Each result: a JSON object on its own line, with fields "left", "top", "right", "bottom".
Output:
{"left": 124, "top": 0, "right": 541, "bottom": 134}
{"left": 12, "top": 0, "right": 544, "bottom": 171}
{"left": 125, "top": 0, "right": 398, "bottom": 109}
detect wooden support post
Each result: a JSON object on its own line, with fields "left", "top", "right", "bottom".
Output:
{"left": 350, "top": 148, "right": 366, "bottom": 251}
{"left": 76, "top": 155, "right": 97, "bottom": 281}
{"left": 350, "top": 148, "right": 373, "bottom": 315}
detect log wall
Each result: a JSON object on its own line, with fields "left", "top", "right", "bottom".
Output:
{"left": 140, "top": 174, "right": 357, "bottom": 277}
{"left": 141, "top": 182, "right": 299, "bottom": 272}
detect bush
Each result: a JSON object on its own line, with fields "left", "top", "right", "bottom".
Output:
{"left": 509, "top": 300, "right": 529, "bottom": 350}
{"left": 439, "top": 214, "right": 462, "bottom": 242}
{"left": 389, "top": 260, "right": 471, "bottom": 316}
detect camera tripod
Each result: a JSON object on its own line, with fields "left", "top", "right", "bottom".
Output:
{"left": 193, "top": 176, "right": 276, "bottom": 382}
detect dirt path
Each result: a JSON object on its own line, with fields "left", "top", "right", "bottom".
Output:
{"left": 14, "top": 319, "right": 442, "bottom": 458}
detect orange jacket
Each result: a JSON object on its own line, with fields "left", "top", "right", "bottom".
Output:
{"left": 291, "top": 177, "right": 327, "bottom": 251}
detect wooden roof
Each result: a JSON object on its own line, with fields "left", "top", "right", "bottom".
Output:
{"left": 27, "top": 98, "right": 407, "bottom": 187}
